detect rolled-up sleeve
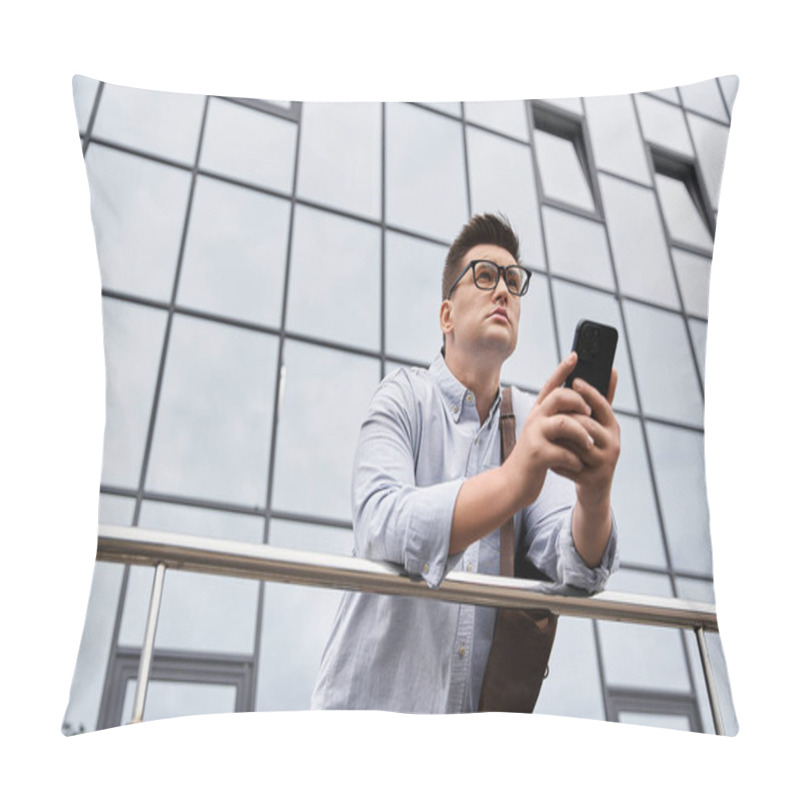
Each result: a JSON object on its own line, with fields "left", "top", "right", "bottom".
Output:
{"left": 352, "top": 372, "right": 462, "bottom": 588}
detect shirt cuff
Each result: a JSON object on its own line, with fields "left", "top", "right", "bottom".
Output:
{"left": 555, "top": 509, "right": 619, "bottom": 594}
{"left": 402, "top": 478, "right": 465, "bottom": 589}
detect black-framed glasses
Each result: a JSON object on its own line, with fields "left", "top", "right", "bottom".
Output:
{"left": 447, "top": 260, "right": 532, "bottom": 298}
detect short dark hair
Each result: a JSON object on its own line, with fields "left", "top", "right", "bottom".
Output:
{"left": 442, "top": 213, "right": 521, "bottom": 300}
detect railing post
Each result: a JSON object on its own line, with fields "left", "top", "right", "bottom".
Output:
{"left": 129, "top": 562, "right": 166, "bottom": 724}
{"left": 695, "top": 626, "right": 725, "bottom": 735}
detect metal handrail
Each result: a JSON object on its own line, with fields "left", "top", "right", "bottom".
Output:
{"left": 96, "top": 524, "right": 724, "bottom": 733}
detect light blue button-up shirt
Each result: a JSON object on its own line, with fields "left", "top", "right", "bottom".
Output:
{"left": 311, "top": 354, "right": 618, "bottom": 713}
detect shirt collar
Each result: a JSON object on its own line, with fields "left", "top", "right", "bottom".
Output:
{"left": 429, "top": 352, "right": 503, "bottom": 424}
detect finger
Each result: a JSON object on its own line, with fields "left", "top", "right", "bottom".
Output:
{"left": 538, "top": 386, "right": 592, "bottom": 418}
{"left": 535, "top": 352, "right": 578, "bottom": 406}
{"left": 545, "top": 444, "right": 585, "bottom": 476}
{"left": 544, "top": 413, "right": 595, "bottom": 452}
{"left": 572, "top": 378, "right": 615, "bottom": 426}
{"left": 607, "top": 368, "right": 618, "bottom": 406}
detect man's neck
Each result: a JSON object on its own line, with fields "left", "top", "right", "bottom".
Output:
{"left": 443, "top": 348, "right": 503, "bottom": 424}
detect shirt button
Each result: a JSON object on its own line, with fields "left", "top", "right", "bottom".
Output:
{"left": 466, "top": 564, "right": 473, "bottom": 572}
{"left": 466, "top": 393, "right": 474, "bottom": 404}
{"left": 422, "top": 563, "right": 429, "bottom": 574}
{"left": 453, "top": 405, "right": 459, "bottom": 415}
{"left": 458, "top": 646, "right": 466, "bottom": 658}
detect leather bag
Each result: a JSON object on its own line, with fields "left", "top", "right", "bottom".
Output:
{"left": 478, "top": 387, "right": 558, "bottom": 713}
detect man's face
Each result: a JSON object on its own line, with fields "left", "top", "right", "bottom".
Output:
{"left": 441, "top": 243, "right": 521, "bottom": 361}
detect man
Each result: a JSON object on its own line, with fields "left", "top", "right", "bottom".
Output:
{"left": 311, "top": 213, "right": 620, "bottom": 713}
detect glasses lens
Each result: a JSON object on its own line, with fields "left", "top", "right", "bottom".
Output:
{"left": 473, "top": 261, "right": 499, "bottom": 289}
{"left": 505, "top": 267, "right": 524, "bottom": 294}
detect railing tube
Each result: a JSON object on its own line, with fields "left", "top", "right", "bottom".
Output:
{"left": 695, "top": 626, "right": 725, "bottom": 735}
{"left": 129, "top": 562, "right": 166, "bottom": 724}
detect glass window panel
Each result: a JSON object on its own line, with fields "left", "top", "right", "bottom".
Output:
{"left": 200, "top": 98, "right": 296, "bottom": 193}
{"left": 624, "top": 300, "right": 704, "bottom": 426}
{"left": 654, "top": 174, "right": 714, "bottom": 251}
{"left": 534, "top": 617, "right": 605, "bottom": 720}
{"left": 542, "top": 207, "right": 615, "bottom": 289}
{"left": 177, "top": 175, "right": 290, "bottom": 326}
{"left": 62, "top": 561, "right": 124, "bottom": 734}
{"left": 138, "top": 500, "right": 264, "bottom": 543}
{"left": 647, "top": 87, "right": 681, "bottom": 104}
{"left": 256, "top": 520, "right": 352, "bottom": 711}
{"left": 85, "top": 145, "right": 191, "bottom": 301}
{"left": 646, "top": 421, "right": 712, "bottom": 575}
{"left": 675, "top": 576, "right": 714, "bottom": 603}
{"left": 598, "top": 570, "right": 691, "bottom": 692}
{"left": 272, "top": 342, "right": 380, "bottom": 520}
{"left": 91, "top": 82, "right": 205, "bottom": 164}
{"left": 534, "top": 129, "right": 595, "bottom": 212}
{"left": 100, "top": 298, "right": 168, "bottom": 488}
{"left": 502, "top": 273, "right": 559, "bottom": 391}
{"left": 466, "top": 126, "right": 546, "bottom": 269}
{"left": 118, "top": 565, "right": 259, "bottom": 654}
{"left": 551, "top": 279, "right": 638, "bottom": 413}
{"left": 608, "top": 415, "right": 667, "bottom": 568}
{"left": 145, "top": 315, "right": 278, "bottom": 507}
{"left": 635, "top": 94, "right": 694, "bottom": 159}
{"left": 385, "top": 232, "right": 447, "bottom": 363}
{"left": 464, "top": 100, "right": 528, "bottom": 139}
{"left": 618, "top": 712, "right": 691, "bottom": 731}
{"left": 689, "top": 319, "right": 708, "bottom": 386}
{"left": 599, "top": 174, "right": 679, "bottom": 308}
{"left": 385, "top": 103, "right": 468, "bottom": 241}
{"left": 717, "top": 76, "right": 739, "bottom": 114}
{"left": 296, "top": 102, "right": 381, "bottom": 219}
{"left": 539, "top": 97, "right": 583, "bottom": 115}
{"left": 285, "top": 206, "right": 381, "bottom": 350}
{"left": 417, "top": 101, "right": 461, "bottom": 116}
{"left": 673, "top": 248, "right": 711, "bottom": 318}
{"left": 584, "top": 93, "right": 651, "bottom": 184}
{"left": 98, "top": 493, "right": 135, "bottom": 525}
{"left": 122, "top": 679, "right": 237, "bottom": 724}
{"left": 686, "top": 114, "right": 731, "bottom": 210}
{"left": 73, "top": 75, "right": 99, "bottom": 134}
{"left": 679, "top": 78, "right": 729, "bottom": 123}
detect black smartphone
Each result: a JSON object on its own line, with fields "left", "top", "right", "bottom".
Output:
{"left": 565, "top": 319, "right": 618, "bottom": 399}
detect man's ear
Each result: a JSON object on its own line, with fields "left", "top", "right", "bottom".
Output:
{"left": 440, "top": 299, "right": 453, "bottom": 336}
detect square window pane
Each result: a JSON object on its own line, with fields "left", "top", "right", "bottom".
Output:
{"left": 466, "top": 126, "right": 546, "bottom": 269}
{"left": 256, "top": 520, "right": 352, "bottom": 711}
{"left": 122, "top": 679, "right": 237, "bottom": 724}
{"left": 145, "top": 315, "right": 279, "bottom": 507}
{"left": 73, "top": 75, "right": 100, "bottom": 134}
{"left": 285, "top": 206, "right": 381, "bottom": 350}
{"left": 646, "top": 421, "right": 712, "bottom": 575}
{"left": 296, "top": 102, "right": 382, "bottom": 219}
{"left": 600, "top": 175, "right": 679, "bottom": 308}
{"left": 689, "top": 319, "right": 708, "bottom": 385}
{"left": 673, "top": 248, "right": 711, "bottom": 318}
{"left": 534, "top": 129, "right": 595, "bottom": 212}
{"left": 654, "top": 174, "right": 714, "bottom": 251}
{"left": 624, "top": 300, "right": 704, "bottom": 426}
{"left": 534, "top": 617, "right": 605, "bottom": 721}
{"left": 610, "top": 415, "right": 668, "bottom": 568}
{"left": 118, "top": 565, "right": 258, "bottom": 654}
{"left": 538, "top": 97, "right": 584, "bottom": 115}
{"left": 679, "top": 78, "right": 729, "bottom": 123}
{"left": 85, "top": 145, "right": 192, "bottom": 301}
{"left": 385, "top": 103, "right": 468, "bottom": 241}
{"left": 647, "top": 87, "right": 681, "bottom": 104}
{"left": 464, "top": 100, "right": 528, "bottom": 139}
{"left": 100, "top": 298, "right": 168, "bottom": 488}
{"left": 584, "top": 93, "right": 651, "bottom": 185}
{"left": 718, "top": 76, "right": 739, "bottom": 113}
{"left": 502, "top": 273, "right": 559, "bottom": 391}
{"left": 98, "top": 493, "right": 136, "bottom": 525}
{"left": 551, "top": 279, "right": 638, "bottom": 413}
{"left": 63, "top": 561, "right": 124, "bottom": 734}
{"left": 200, "top": 98, "right": 296, "bottom": 193}
{"left": 138, "top": 500, "right": 264, "bottom": 543}
{"left": 178, "top": 175, "right": 290, "bottom": 326}
{"left": 272, "top": 342, "right": 380, "bottom": 520}
{"left": 542, "top": 207, "right": 615, "bottom": 289}
{"left": 91, "top": 81, "right": 205, "bottom": 164}
{"left": 618, "top": 712, "right": 691, "bottom": 731}
{"left": 686, "top": 114, "right": 731, "bottom": 210}
{"left": 417, "top": 101, "right": 461, "bottom": 116}
{"left": 385, "top": 232, "right": 447, "bottom": 363}
{"left": 635, "top": 94, "right": 694, "bottom": 159}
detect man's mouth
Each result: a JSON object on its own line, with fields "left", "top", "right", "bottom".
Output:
{"left": 489, "top": 308, "right": 509, "bottom": 322}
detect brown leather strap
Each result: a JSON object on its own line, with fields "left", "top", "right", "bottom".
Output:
{"left": 499, "top": 387, "right": 516, "bottom": 578}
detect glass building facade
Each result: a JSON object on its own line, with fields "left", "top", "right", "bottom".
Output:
{"left": 63, "top": 75, "right": 738, "bottom": 734}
